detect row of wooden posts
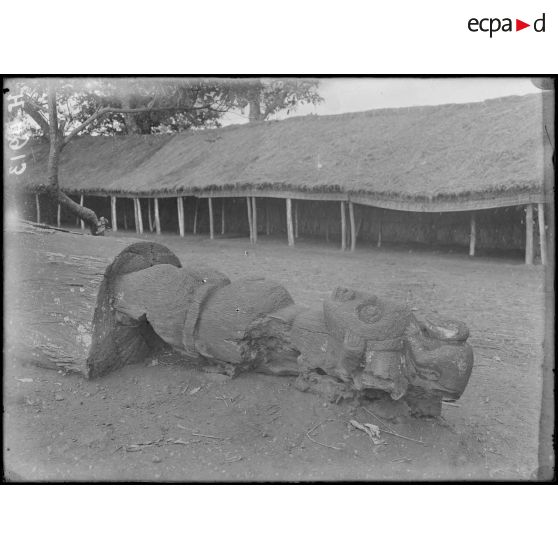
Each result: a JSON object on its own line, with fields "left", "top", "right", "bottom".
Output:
{"left": 36, "top": 193, "right": 547, "bottom": 265}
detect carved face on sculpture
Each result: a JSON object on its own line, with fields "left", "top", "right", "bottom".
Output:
{"left": 324, "top": 287, "right": 412, "bottom": 342}
{"left": 404, "top": 316, "right": 474, "bottom": 399}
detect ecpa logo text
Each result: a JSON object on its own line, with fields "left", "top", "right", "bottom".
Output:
{"left": 468, "top": 13, "right": 545, "bottom": 37}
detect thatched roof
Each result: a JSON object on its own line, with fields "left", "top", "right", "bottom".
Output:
{"left": 7, "top": 93, "right": 550, "bottom": 209}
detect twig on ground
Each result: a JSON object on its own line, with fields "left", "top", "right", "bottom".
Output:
{"left": 378, "top": 429, "right": 426, "bottom": 445}
{"left": 306, "top": 419, "right": 342, "bottom": 451}
{"left": 360, "top": 408, "right": 426, "bottom": 445}
{"left": 442, "top": 401, "right": 461, "bottom": 407}
{"left": 191, "top": 432, "right": 225, "bottom": 440}
{"left": 361, "top": 407, "right": 399, "bottom": 434}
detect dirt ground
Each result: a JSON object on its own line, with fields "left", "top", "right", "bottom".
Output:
{"left": 3, "top": 228, "right": 548, "bottom": 481}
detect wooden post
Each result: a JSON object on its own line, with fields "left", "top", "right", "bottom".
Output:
{"left": 133, "top": 198, "right": 138, "bottom": 233}
{"left": 123, "top": 203, "right": 128, "bottom": 230}
{"left": 247, "top": 197, "right": 253, "bottom": 243}
{"left": 377, "top": 213, "right": 382, "bottom": 248}
{"left": 286, "top": 198, "right": 295, "bottom": 247}
{"left": 537, "top": 203, "right": 547, "bottom": 266}
{"left": 111, "top": 196, "right": 117, "bottom": 232}
{"left": 57, "top": 203, "right": 61, "bottom": 228}
{"left": 177, "top": 197, "right": 184, "bottom": 237}
{"left": 154, "top": 198, "right": 161, "bottom": 234}
{"left": 265, "top": 200, "right": 270, "bottom": 235}
{"left": 349, "top": 201, "right": 356, "bottom": 252}
{"left": 136, "top": 198, "right": 144, "bottom": 234}
{"left": 208, "top": 198, "right": 214, "bottom": 240}
{"left": 525, "top": 204, "right": 534, "bottom": 265}
{"left": 469, "top": 213, "right": 476, "bottom": 257}
{"left": 35, "top": 194, "right": 41, "bottom": 223}
{"left": 80, "top": 194, "right": 85, "bottom": 230}
{"left": 148, "top": 198, "right": 153, "bottom": 232}
{"left": 340, "top": 201, "right": 346, "bottom": 251}
{"left": 252, "top": 197, "right": 258, "bottom": 244}
{"left": 221, "top": 198, "right": 225, "bottom": 235}
{"left": 294, "top": 201, "right": 299, "bottom": 239}
{"left": 193, "top": 199, "right": 199, "bottom": 235}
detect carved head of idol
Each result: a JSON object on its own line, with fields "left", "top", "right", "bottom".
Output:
{"left": 323, "top": 287, "right": 412, "bottom": 398}
{"left": 324, "top": 287, "right": 412, "bottom": 342}
{"left": 405, "top": 316, "right": 474, "bottom": 400}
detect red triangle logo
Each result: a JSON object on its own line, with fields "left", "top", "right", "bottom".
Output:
{"left": 516, "top": 19, "right": 530, "bottom": 31}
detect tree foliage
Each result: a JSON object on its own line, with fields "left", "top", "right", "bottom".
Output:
{"left": 8, "top": 77, "right": 323, "bottom": 139}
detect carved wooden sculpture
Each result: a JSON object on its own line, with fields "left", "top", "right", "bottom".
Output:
{"left": 85, "top": 242, "right": 474, "bottom": 416}
{"left": 7, "top": 230, "right": 473, "bottom": 417}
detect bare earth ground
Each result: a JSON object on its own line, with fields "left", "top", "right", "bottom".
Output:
{"left": 3, "top": 229, "right": 548, "bottom": 481}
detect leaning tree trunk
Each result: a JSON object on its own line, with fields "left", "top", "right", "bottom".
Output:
{"left": 46, "top": 83, "right": 99, "bottom": 233}
{"left": 5, "top": 226, "right": 179, "bottom": 377}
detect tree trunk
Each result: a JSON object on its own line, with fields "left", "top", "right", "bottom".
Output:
{"left": 46, "top": 83, "right": 99, "bottom": 234}
{"left": 5, "top": 229, "right": 181, "bottom": 378}
{"left": 122, "top": 94, "right": 141, "bottom": 134}
{"left": 248, "top": 98, "right": 263, "bottom": 122}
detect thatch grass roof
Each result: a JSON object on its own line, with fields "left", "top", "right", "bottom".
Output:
{"left": 7, "top": 93, "right": 549, "bottom": 204}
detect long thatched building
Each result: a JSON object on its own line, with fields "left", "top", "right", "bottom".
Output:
{"left": 7, "top": 92, "right": 554, "bottom": 264}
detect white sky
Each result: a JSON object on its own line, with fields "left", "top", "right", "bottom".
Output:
{"left": 221, "top": 77, "right": 540, "bottom": 126}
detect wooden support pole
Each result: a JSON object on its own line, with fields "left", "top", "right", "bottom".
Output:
{"left": 221, "top": 198, "right": 225, "bottom": 235}
{"left": 135, "top": 198, "right": 143, "bottom": 234}
{"left": 193, "top": 199, "right": 198, "bottom": 235}
{"left": 138, "top": 198, "right": 143, "bottom": 234}
{"left": 349, "top": 201, "right": 356, "bottom": 252}
{"left": 340, "top": 201, "right": 346, "bottom": 251}
{"left": 57, "top": 203, "right": 61, "bottom": 228}
{"left": 294, "top": 201, "right": 299, "bottom": 238}
{"left": 133, "top": 198, "right": 138, "bottom": 233}
{"left": 286, "top": 198, "right": 295, "bottom": 247}
{"left": 123, "top": 205, "right": 128, "bottom": 230}
{"left": 111, "top": 196, "right": 117, "bottom": 232}
{"left": 154, "top": 198, "right": 161, "bottom": 234}
{"left": 247, "top": 197, "right": 253, "bottom": 243}
{"left": 377, "top": 214, "right": 382, "bottom": 248}
{"left": 80, "top": 195, "right": 85, "bottom": 230}
{"left": 538, "top": 203, "right": 547, "bottom": 266}
{"left": 525, "top": 204, "right": 534, "bottom": 265}
{"left": 177, "top": 197, "right": 184, "bottom": 237}
{"left": 469, "top": 213, "right": 476, "bottom": 257}
{"left": 265, "top": 200, "right": 270, "bottom": 235}
{"left": 208, "top": 198, "right": 214, "bottom": 240}
{"left": 35, "top": 194, "right": 41, "bottom": 223}
{"left": 252, "top": 197, "right": 258, "bottom": 244}
{"left": 148, "top": 198, "right": 153, "bottom": 232}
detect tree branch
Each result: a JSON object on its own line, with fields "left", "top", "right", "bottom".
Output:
{"left": 61, "top": 103, "right": 227, "bottom": 148}
{"left": 22, "top": 95, "right": 50, "bottom": 137}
